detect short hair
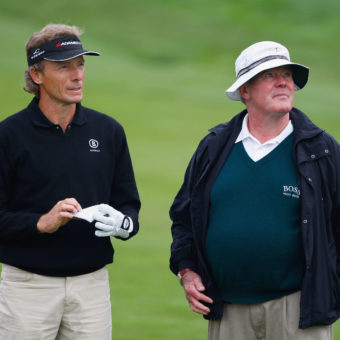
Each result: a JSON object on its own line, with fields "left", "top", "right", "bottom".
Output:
{"left": 24, "top": 24, "right": 83, "bottom": 98}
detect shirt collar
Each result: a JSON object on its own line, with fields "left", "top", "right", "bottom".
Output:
{"left": 235, "top": 113, "right": 293, "bottom": 145}
{"left": 27, "top": 98, "right": 87, "bottom": 128}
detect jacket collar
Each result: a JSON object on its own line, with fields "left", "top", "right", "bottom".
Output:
{"left": 206, "top": 107, "right": 324, "bottom": 163}
{"left": 27, "top": 97, "right": 87, "bottom": 128}
{"left": 209, "top": 107, "right": 323, "bottom": 144}
{"left": 205, "top": 109, "right": 244, "bottom": 163}
{"left": 289, "top": 108, "right": 323, "bottom": 143}
{"left": 209, "top": 109, "right": 246, "bottom": 137}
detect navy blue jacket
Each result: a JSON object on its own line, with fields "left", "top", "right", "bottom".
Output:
{"left": 170, "top": 108, "right": 340, "bottom": 328}
{"left": 0, "top": 98, "right": 140, "bottom": 276}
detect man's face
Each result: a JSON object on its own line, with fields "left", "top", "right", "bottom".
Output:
{"left": 37, "top": 56, "right": 85, "bottom": 105}
{"left": 240, "top": 66, "right": 295, "bottom": 116}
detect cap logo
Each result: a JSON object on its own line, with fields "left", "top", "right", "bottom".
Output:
{"left": 57, "top": 41, "right": 82, "bottom": 47}
{"left": 237, "top": 55, "right": 288, "bottom": 78}
{"left": 30, "top": 48, "right": 45, "bottom": 61}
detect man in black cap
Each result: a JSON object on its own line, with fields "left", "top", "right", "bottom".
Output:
{"left": 0, "top": 23, "right": 140, "bottom": 339}
{"left": 170, "top": 41, "right": 340, "bottom": 339}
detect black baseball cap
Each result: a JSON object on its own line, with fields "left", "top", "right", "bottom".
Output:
{"left": 27, "top": 35, "right": 100, "bottom": 66}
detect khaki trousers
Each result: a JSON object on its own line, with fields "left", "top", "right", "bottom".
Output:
{"left": 208, "top": 292, "right": 333, "bottom": 340}
{"left": 0, "top": 264, "right": 112, "bottom": 340}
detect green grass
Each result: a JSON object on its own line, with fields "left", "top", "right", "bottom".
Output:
{"left": 1, "top": 0, "right": 340, "bottom": 339}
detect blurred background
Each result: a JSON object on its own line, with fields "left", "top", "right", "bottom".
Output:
{"left": 1, "top": 0, "right": 340, "bottom": 339}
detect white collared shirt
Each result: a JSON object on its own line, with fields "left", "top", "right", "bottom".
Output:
{"left": 235, "top": 113, "right": 294, "bottom": 162}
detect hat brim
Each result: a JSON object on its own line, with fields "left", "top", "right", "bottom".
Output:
{"left": 225, "top": 59, "right": 309, "bottom": 101}
{"left": 43, "top": 49, "right": 100, "bottom": 62}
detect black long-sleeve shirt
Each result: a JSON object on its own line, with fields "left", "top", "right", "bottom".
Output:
{"left": 0, "top": 98, "right": 140, "bottom": 276}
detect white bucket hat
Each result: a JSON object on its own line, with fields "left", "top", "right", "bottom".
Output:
{"left": 225, "top": 41, "right": 309, "bottom": 101}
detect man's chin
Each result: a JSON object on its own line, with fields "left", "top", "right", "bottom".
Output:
{"left": 67, "top": 95, "right": 83, "bottom": 104}
{"left": 274, "top": 102, "right": 294, "bottom": 114}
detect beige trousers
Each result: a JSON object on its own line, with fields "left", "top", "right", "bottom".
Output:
{"left": 208, "top": 291, "right": 333, "bottom": 340}
{"left": 0, "top": 264, "right": 112, "bottom": 340}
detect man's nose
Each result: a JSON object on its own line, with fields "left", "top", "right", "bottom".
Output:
{"left": 275, "top": 73, "right": 288, "bottom": 86}
{"left": 71, "top": 67, "right": 84, "bottom": 80}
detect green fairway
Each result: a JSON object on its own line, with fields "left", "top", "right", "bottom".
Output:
{"left": 1, "top": 0, "right": 340, "bottom": 339}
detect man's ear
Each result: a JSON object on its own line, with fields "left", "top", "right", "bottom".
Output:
{"left": 239, "top": 83, "right": 250, "bottom": 101}
{"left": 29, "top": 66, "right": 43, "bottom": 85}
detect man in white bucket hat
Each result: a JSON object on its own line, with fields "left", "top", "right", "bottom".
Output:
{"left": 225, "top": 41, "right": 308, "bottom": 101}
{"left": 170, "top": 41, "right": 340, "bottom": 339}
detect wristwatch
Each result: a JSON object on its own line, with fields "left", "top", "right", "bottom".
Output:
{"left": 177, "top": 268, "right": 191, "bottom": 284}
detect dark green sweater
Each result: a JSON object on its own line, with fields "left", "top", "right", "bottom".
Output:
{"left": 205, "top": 134, "right": 304, "bottom": 303}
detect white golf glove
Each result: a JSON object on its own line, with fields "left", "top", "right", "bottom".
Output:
{"left": 93, "top": 204, "right": 133, "bottom": 239}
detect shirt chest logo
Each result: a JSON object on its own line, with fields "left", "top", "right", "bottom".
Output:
{"left": 282, "top": 185, "right": 300, "bottom": 199}
{"left": 89, "top": 139, "right": 100, "bottom": 152}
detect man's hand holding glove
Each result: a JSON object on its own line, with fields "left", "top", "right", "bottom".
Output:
{"left": 93, "top": 204, "right": 133, "bottom": 239}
